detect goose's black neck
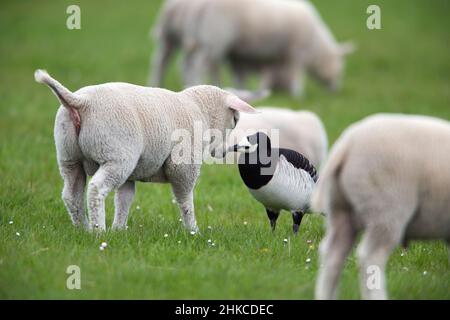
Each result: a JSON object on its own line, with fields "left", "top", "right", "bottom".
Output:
{"left": 238, "top": 145, "right": 275, "bottom": 190}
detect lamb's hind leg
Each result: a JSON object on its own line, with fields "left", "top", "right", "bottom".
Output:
{"left": 315, "top": 210, "right": 357, "bottom": 300}
{"left": 60, "top": 162, "right": 88, "bottom": 228}
{"left": 356, "top": 222, "right": 405, "bottom": 300}
{"left": 112, "top": 180, "right": 135, "bottom": 230}
{"left": 87, "top": 162, "right": 135, "bottom": 231}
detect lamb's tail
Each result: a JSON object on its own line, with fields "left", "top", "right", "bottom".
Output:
{"left": 34, "top": 69, "right": 84, "bottom": 109}
{"left": 310, "top": 127, "right": 352, "bottom": 215}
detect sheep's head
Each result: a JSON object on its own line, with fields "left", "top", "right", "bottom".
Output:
{"left": 309, "top": 41, "right": 355, "bottom": 92}
{"left": 183, "top": 85, "right": 259, "bottom": 158}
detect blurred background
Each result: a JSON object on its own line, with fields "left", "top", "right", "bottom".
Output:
{"left": 0, "top": 0, "right": 449, "bottom": 299}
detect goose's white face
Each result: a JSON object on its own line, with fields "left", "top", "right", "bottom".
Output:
{"left": 235, "top": 136, "right": 258, "bottom": 153}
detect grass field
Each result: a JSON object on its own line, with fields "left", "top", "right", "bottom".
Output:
{"left": 0, "top": 0, "right": 449, "bottom": 299}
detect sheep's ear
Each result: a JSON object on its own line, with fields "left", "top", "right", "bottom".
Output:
{"left": 226, "top": 96, "right": 259, "bottom": 114}
{"left": 224, "top": 88, "right": 271, "bottom": 103}
{"left": 339, "top": 41, "right": 356, "bottom": 56}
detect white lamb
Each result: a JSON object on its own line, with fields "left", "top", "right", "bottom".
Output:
{"left": 312, "top": 114, "right": 450, "bottom": 300}
{"left": 227, "top": 107, "right": 328, "bottom": 168}
{"left": 34, "top": 69, "right": 257, "bottom": 232}
{"left": 181, "top": 0, "right": 354, "bottom": 95}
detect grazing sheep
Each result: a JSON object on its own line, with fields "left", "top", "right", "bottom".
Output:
{"left": 34, "top": 69, "right": 257, "bottom": 232}
{"left": 227, "top": 107, "right": 328, "bottom": 168}
{"left": 150, "top": 0, "right": 278, "bottom": 89}
{"left": 312, "top": 114, "right": 450, "bottom": 300}
{"left": 149, "top": 0, "right": 208, "bottom": 87}
{"left": 182, "top": 0, "right": 354, "bottom": 95}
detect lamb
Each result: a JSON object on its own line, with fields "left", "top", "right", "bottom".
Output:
{"left": 312, "top": 114, "right": 450, "bottom": 300}
{"left": 34, "top": 69, "right": 257, "bottom": 232}
{"left": 227, "top": 107, "right": 328, "bottom": 168}
{"left": 180, "top": 0, "right": 354, "bottom": 95}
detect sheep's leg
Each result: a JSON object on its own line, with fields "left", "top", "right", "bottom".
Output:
{"left": 183, "top": 50, "right": 210, "bottom": 87}
{"left": 60, "top": 162, "right": 88, "bottom": 228}
{"left": 209, "top": 61, "right": 222, "bottom": 87}
{"left": 233, "top": 68, "right": 248, "bottom": 89}
{"left": 315, "top": 211, "right": 356, "bottom": 300}
{"left": 87, "top": 163, "right": 132, "bottom": 232}
{"left": 356, "top": 224, "right": 403, "bottom": 300}
{"left": 165, "top": 161, "right": 201, "bottom": 232}
{"left": 289, "top": 69, "right": 305, "bottom": 97}
{"left": 112, "top": 180, "right": 135, "bottom": 230}
{"left": 149, "top": 39, "right": 174, "bottom": 87}
{"left": 291, "top": 211, "right": 304, "bottom": 234}
{"left": 266, "top": 209, "right": 280, "bottom": 232}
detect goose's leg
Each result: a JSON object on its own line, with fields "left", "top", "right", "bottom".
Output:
{"left": 266, "top": 209, "right": 280, "bottom": 232}
{"left": 292, "top": 211, "right": 305, "bottom": 234}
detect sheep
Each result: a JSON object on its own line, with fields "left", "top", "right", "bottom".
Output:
{"left": 150, "top": 0, "right": 277, "bottom": 89}
{"left": 149, "top": 0, "right": 208, "bottom": 87}
{"left": 181, "top": 0, "right": 354, "bottom": 95}
{"left": 226, "top": 107, "right": 328, "bottom": 168}
{"left": 34, "top": 69, "right": 257, "bottom": 232}
{"left": 312, "top": 113, "right": 450, "bottom": 300}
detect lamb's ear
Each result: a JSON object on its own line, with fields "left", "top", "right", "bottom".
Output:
{"left": 339, "top": 41, "right": 356, "bottom": 56}
{"left": 224, "top": 88, "right": 271, "bottom": 103}
{"left": 226, "top": 95, "right": 259, "bottom": 114}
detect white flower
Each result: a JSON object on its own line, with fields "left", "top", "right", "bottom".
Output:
{"left": 207, "top": 239, "right": 212, "bottom": 244}
{"left": 101, "top": 242, "right": 107, "bottom": 248}
{"left": 190, "top": 231, "right": 196, "bottom": 236}
{"left": 164, "top": 233, "right": 169, "bottom": 238}
{"left": 171, "top": 199, "right": 177, "bottom": 204}
{"left": 283, "top": 238, "right": 288, "bottom": 244}
{"left": 306, "top": 240, "right": 313, "bottom": 245}
{"left": 15, "top": 232, "right": 20, "bottom": 237}
{"left": 99, "top": 246, "right": 105, "bottom": 251}
{"left": 136, "top": 205, "right": 141, "bottom": 210}
{"left": 9, "top": 220, "right": 13, "bottom": 225}
{"left": 211, "top": 242, "right": 216, "bottom": 247}
{"left": 177, "top": 240, "right": 181, "bottom": 244}
{"left": 207, "top": 225, "right": 212, "bottom": 230}
{"left": 306, "top": 258, "right": 311, "bottom": 263}
{"left": 243, "top": 221, "right": 248, "bottom": 225}
{"left": 179, "top": 218, "right": 182, "bottom": 222}
{"left": 423, "top": 271, "right": 428, "bottom": 276}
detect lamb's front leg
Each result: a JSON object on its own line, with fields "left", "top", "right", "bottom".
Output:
{"left": 173, "top": 188, "right": 199, "bottom": 233}
{"left": 164, "top": 160, "right": 201, "bottom": 233}
{"left": 112, "top": 180, "right": 135, "bottom": 230}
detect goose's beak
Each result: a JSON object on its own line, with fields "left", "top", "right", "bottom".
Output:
{"left": 227, "top": 144, "right": 239, "bottom": 153}
{"left": 227, "top": 136, "right": 252, "bottom": 154}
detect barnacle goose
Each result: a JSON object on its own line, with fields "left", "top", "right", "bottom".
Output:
{"left": 229, "top": 131, "right": 318, "bottom": 234}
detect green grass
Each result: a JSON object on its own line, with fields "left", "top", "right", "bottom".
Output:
{"left": 0, "top": 0, "right": 449, "bottom": 299}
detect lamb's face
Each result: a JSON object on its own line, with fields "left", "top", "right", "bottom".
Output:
{"left": 210, "top": 92, "right": 258, "bottom": 158}
{"left": 210, "top": 100, "right": 246, "bottom": 158}
{"left": 183, "top": 86, "right": 257, "bottom": 158}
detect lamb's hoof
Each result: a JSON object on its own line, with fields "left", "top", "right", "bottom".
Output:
{"left": 293, "top": 224, "right": 300, "bottom": 234}
{"left": 89, "top": 223, "right": 106, "bottom": 233}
